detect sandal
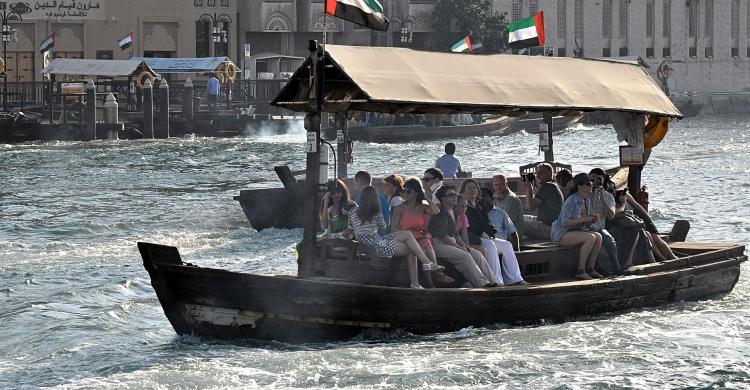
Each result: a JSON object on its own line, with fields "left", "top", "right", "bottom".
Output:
{"left": 587, "top": 269, "right": 604, "bottom": 279}
{"left": 409, "top": 283, "right": 424, "bottom": 289}
{"left": 576, "top": 271, "right": 592, "bottom": 280}
{"left": 422, "top": 262, "right": 445, "bottom": 272}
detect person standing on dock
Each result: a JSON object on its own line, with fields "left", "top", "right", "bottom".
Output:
{"left": 206, "top": 73, "right": 220, "bottom": 112}
{"left": 435, "top": 143, "right": 465, "bottom": 178}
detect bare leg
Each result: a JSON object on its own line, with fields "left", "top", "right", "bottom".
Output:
{"left": 649, "top": 232, "right": 678, "bottom": 259}
{"left": 623, "top": 235, "right": 639, "bottom": 268}
{"left": 587, "top": 232, "right": 603, "bottom": 271}
{"left": 644, "top": 232, "right": 666, "bottom": 261}
{"left": 559, "top": 231, "right": 597, "bottom": 275}
{"left": 406, "top": 254, "right": 420, "bottom": 287}
{"left": 426, "top": 247, "right": 438, "bottom": 265}
{"left": 392, "top": 230, "right": 432, "bottom": 264}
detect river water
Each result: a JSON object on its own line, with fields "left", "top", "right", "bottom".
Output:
{"left": 1, "top": 115, "right": 749, "bottom": 389}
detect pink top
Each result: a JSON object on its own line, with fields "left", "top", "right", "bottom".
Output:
{"left": 455, "top": 213, "right": 469, "bottom": 229}
{"left": 398, "top": 207, "right": 430, "bottom": 231}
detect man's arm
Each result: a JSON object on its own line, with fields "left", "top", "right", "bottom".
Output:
{"left": 525, "top": 182, "right": 543, "bottom": 210}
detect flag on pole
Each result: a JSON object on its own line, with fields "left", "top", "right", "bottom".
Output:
{"left": 118, "top": 32, "right": 134, "bottom": 50}
{"left": 39, "top": 33, "right": 55, "bottom": 54}
{"left": 507, "top": 11, "right": 545, "bottom": 50}
{"left": 451, "top": 35, "right": 472, "bottom": 53}
{"left": 324, "top": 0, "right": 389, "bottom": 31}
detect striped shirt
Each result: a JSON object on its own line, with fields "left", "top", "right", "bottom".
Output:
{"left": 348, "top": 210, "right": 386, "bottom": 240}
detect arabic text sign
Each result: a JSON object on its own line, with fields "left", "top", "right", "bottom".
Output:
{"left": 22, "top": 1, "right": 107, "bottom": 20}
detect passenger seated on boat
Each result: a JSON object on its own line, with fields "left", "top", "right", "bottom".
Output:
{"left": 320, "top": 178, "right": 357, "bottom": 239}
{"left": 492, "top": 173, "right": 525, "bottom": 241}
{"left": 480, "top": 188, "right": 520, "bottom": 250}
{"left": 382, "top": 174, "right": 406, "bottom": 212}
{"left": 550, "top": 173, "right": 604, "bottom": 280}
{"left": 428, "top": 185, "right": 498, "bottom": 288}
{"left": 609, "top": 189, "right": 677, "bottom": 268}
{"left": 435, "top": 142, "right": 464, "bottom": 179}
{"left": 523, "top": 163, "right": 564, "bottom": 240}
{"left": 354, "top": 170, "right": 391, "bottom": 228}
{"left": 588, "top": 168, "right": 622, "bottom": 276}
{"left": 461, "top": 180, "right": 526, "bottom": 286}
{"left": 349, "top": 186, "right": 444, "bottom": 289}
{"left": 555, "top": 168, "right": 575, "bottom": 199}
{"left": 620, "top": 190, "right": 678, "bottom": 261}
{"left": 391, "top": 177, "right": 454, "bottom": 288}
{"left": 422, "top": 167, "right": 444, "bottom": 204}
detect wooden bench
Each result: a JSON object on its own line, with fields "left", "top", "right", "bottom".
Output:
{"left": 310, "top": 239, "right": 411, "bottom": 287}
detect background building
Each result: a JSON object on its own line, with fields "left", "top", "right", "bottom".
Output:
{"left": 3, "top": 0, "right": 749, "bottom": 96}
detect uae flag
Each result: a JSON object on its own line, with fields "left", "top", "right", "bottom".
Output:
{"left": 325, "top": 0, "right": 389, "bottom": 31}
{"left": 118, "top": 32, "right": 134, "bottom": 50}
{"left": 507, "top": 11, "right": 545, "bottom": 50}
{"left": 451, "top": 35, "right": 472, "bottom": 53}
{"left": 39, "top": 33, "right": 55, "bottom": 54}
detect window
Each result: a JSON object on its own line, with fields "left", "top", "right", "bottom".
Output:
{"left": 731, "top": 0, "right": 739, "bottom": 56}
{"left": 646, "top": 1, "right": 654, "bottom": 38}
{"left": 663, "top": 47, "right": 670, "bottom": 57}
{"left": 688, "top": 0, "right": 698, "bottom": 38}
{"left": 704, "top": 0, "right": 713, "bottom": 37}
{"left": 196, "top": 21, "right": 210, "bottom": 57}
{"left": 618, "top": 0, "right": 628, "bottom": 38}
{"left": 574, "top": 0, "right": 583, "bottom": 39}
{"left": 646, "top": 47, "right": 654, "bottom": 58}
{"left": 557, "top": 0, "right": 567, "bottom": 38}
{"left": 602, "top": 47, "right": 611, "bottom": 57}
{"left": 663, "top": 0, "right": 671, "bottom": 37}
{"left": 530, "top": 0, "right": 538, "bottom": 15}
{"left": 96, "top": 50, "right": 113, "bottom": 60}
{"left": 557, "top": 47, "right": 566, "bottom": 57}
{"left": 512, "top": 0, "right": 521, "bottom": 21}
{"left": 619, "top": 47, "right": 628, "bottom": 56}
{"left": 602, "top": 0, "right": 612, "bottom": 38}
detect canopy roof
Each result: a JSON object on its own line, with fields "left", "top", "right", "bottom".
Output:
{"left": 272, "top": 45, "right": 681, "bottom": 118}
{"left": 42, "top": 59, "right": 155, "bottom": 77}
{"left": 129, "top": 57, "right": 238, "bottom": 74}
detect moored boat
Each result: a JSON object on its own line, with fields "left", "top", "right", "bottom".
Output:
{"left": 143, "top": 44, "right": 744, "bottom": 343}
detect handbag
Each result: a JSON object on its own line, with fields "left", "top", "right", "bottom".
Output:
{"left": 613, "top": 210, "right": 645, "bottom": 229}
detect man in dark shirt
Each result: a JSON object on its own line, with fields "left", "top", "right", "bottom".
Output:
{"left": 523, "top": 163, "right": 563, "bottom": 240}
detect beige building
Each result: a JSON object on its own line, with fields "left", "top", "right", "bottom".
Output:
{"left": 2, "top": 0, "right": 238, "bottom": 82}
{"left": 3, "top": 0, "right": 750, "bottom": 95}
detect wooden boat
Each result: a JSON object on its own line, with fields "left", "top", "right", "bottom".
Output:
{"left": 139, "top": 240, "right": 745, "bottom": 342}
{"left": 322, "top": 115, "right": 517, "bottom": 142}
{"left": 143, "top": 44, "right": 744, "bottom": 343}
{"left": 503, "top": 113, "right": 584, "bottom": 135}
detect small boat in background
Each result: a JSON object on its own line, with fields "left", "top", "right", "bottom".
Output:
{"left": 502, "top": 113, "right": 584, "bottom": 135}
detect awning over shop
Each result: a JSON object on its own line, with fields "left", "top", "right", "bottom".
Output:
{"left": 129, "top": 57, "right": 238, "bottom": 74}
{"left": 272, "top": 45, "right": 681, "bottom": 118}
{"left": 42, "top": 59, "right": 155, "bottom": 77}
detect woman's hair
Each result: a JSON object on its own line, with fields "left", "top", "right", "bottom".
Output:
{"left": 403, "top": 177, "right": 426, "bottom": 203}
{"left": 382, "top": 174, "right": 405, "bottom": 199}
{"left": 323, "top": 178, "right": 352, "bottom": 213}
{"left": 479, "top": 188, "right": 494, "bottom": 210}
{"left": 435, "top": 184, "right": 457, "bottom": 204}
{"left": 459, "top": 178, "right": 482, "bottom": 200}
{"left": 556, "top": 168, "right": 573, "bottom": 185}
{"left": 356, "top": 186, "right": 381, "bottom": 223}
{"left": 424, "top": 167, "right": 444, "bottom": 181}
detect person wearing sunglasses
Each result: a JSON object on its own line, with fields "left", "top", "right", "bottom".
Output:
{"left": 320, "top": 178, "right": 357, "bottom": 239}
{"left": 428, "top": 185, "right": 498, "bottom": 288}
{"left": 391, "top": 178, "right": 454, "bottom": 287}
{"left": 551, "top": 173, "right": 604, "bottom": 280}
{"left": 421, "top": 167, "right": 444, "bottom": 204}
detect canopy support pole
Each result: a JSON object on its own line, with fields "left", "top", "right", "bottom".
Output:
{"left": 336, "top": 112, "right": 348, "bottom": 179}
{"left": 300, "top": 40, "right": 324, "bottom": 279}
{"left": 543, "top": 112, "right": 554, "bottom": 162}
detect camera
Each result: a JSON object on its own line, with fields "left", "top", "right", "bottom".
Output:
{"left": 521, "top": 173, "right": 535, "bottom": 183}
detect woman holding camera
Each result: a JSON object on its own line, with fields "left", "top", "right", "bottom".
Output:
{"left": 320, "top": 178, "right": 357, "bottom": 238}
{"left": 551, "top": 173, "right": 603, "bottom": 280}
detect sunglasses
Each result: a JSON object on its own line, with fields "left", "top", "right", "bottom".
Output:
{"left": 422, "top": 176, "right": 434, "bottom": 181}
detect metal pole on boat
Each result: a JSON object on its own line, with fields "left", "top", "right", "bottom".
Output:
{"left": 85, "top": 79, "right": 96, "bottom": 141}
{"left": 336, "top": 112, "right": 348, "bottom": 179}
{"left": 300, "top": 40, "right": 324, "bottom": 278}
{"left": 158, "top": 78, "right": 170, "bottom": 138}
{"left": 143, "top": 78, "right": 154, "bottom": 138}
{"left": 543, "top": 112, "right": 554, "bottom": 162}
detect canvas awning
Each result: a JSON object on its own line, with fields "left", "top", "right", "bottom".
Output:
{"left": 42, "top": 59, "right": 155, "bottom": 77}
{"left": 272, "top": 45, "right": 681, "bottom": 118}
{"left": 129, "top": 57, "right": 238, "bottom": 74}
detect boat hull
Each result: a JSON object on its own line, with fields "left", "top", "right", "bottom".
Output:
{"left": 140, "top": 242, "right": 745, "bottom": 342}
